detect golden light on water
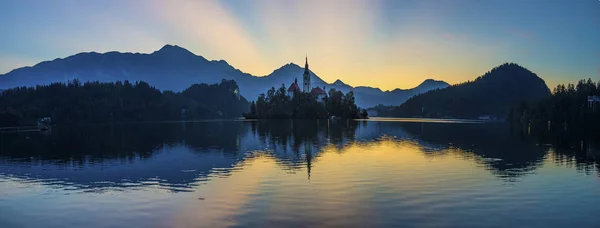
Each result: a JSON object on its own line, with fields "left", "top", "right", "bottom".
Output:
{"left": 169, "top": 138, "right": 491, "bottom": 226}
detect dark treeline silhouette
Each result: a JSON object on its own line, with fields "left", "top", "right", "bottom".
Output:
{"left": 244, "top": 85, "right": 367, "bottom": 119}
{"left": 0, "top": 79, "right": 249, "bottom": 126}
{"left": 509, "top": 78, "right": 600, "bottom": 142}
{"left": 374, "top": 63, "right": 551, "bottom": 118}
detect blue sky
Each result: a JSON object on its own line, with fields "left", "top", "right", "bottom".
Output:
{"left": 0, "top": 0, "right": 598, "bottom": 90}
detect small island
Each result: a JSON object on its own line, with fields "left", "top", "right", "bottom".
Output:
{"left": 244, "top": 56, "right": 367, "bottom": 120}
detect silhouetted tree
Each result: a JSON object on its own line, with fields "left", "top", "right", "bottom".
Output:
{"left": 509, "top": 78, "right": 600, "bottom": 140}
{"left": 245, "top": 87, "right": 365, "bottom": 119}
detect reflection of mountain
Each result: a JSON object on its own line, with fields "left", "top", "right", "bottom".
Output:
{"left": 0, "top": 120, "right": 597, "bottom": 190}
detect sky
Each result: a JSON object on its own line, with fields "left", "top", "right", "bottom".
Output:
{"left": 0, "top": 0, "right": 598, "bottom": 90}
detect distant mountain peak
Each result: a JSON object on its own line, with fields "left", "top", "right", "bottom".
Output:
{"left": 270, "top": 62, "right": 302, "bottom": 74}
{"left": 158, "top": 44, "right": 181, "bottom": 51}
{"left": 153, "top": 44, "right": 195, "bottom": 56}
{"left": 418, "top": 79, "right": 449, "bottom": 87}
{"left": 333, "top": 79, "right": 346, "bottom": 85}
{"left": 286, "top": 62, "right": 302, "bottom": 68}
{"left": 211, "top": 59, "right": 229, "bottom": 65}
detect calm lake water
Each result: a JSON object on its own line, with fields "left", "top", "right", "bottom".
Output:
{"left": 1, "top": 119, "right": 599, "bottom": 228}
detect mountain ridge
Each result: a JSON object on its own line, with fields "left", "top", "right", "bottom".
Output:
{"left": 0, "top": 44, "right": 449, "bottom": 108}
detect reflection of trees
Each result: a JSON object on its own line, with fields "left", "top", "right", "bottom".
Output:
{"left": 251, "top": 120, "right": 358, "bottom": 151}
{"left": 524, "top": 126, "right": 600, "bottom": 177}
{"left": 0, "top": 121, "right": 250, "bottom": 191}
{"left": 1, "top": 119, "right": 597, "bottom": 191}
{"left": 0, "top": 121, "right": 246, "bottom": 162}
{"left": 249, "top": 120, "right": 359, "bottom": 178}
{"left": 0, "top": 120, "right": 360, "bottom": 190}
{"left": 392, "top": 122, "right": 549, "bottom": 181}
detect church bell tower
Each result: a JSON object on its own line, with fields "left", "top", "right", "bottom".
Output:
{"left": 303, "top": 55, "right": 311, "bottom": 93}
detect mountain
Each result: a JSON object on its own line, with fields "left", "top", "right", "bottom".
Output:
{"left": 0, "top": 44, "right": 448, "bottom": 108}
{"left": 377, "top": 63, "right": 551, "bottom": 118}
{"left": 0, "top": 45, "right": 253, "bottom": 93}
{"left": 410, "top": 79, "right": 452, "bottom": 94}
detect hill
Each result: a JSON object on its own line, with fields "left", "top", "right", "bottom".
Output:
{"left": 377, "top": 63, "right": 551, "bottom": 119}
{"left": 0, "top": 44, "right": 448, "bottom": 108}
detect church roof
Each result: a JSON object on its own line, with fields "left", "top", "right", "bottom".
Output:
{"left": 288, "top": 81, "right": 300, "bottom": 92}
{"left": 311, "top": 87, "right": 326, "bottom": 95}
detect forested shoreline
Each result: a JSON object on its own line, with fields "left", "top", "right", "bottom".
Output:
{"left": 244, "top": 85, "right": 367, "bottom": 119}
{"left": 0, "top": 79, "right": 249, "bottom": 127}
{"left": 509, "top": 78, "right": 600, "bottom": 140}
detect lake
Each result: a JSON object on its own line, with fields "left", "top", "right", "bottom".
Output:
{"left": 1, "top": 118, "right": 599, "bottom": 228}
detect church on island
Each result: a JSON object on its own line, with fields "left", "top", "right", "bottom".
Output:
{"left": 287, "top": 56, "right": 327, "bottom": 101}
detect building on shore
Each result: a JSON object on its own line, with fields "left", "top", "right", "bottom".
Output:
{"left": 288, "top": 78, "right": 300, "bottom": 98}
{"left": 588, "top": 95, "right": 600, "bottom": 110}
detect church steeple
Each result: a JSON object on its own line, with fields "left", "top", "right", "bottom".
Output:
{"left": 303, "top": 55, "right": 311, "bottom": 93}
{"left": 304, "top": 55, "right": 309, "bottom": 73}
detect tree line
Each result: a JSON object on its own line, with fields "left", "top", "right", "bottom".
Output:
{"left": 0, "top": 79, "right": 249, "bottom": 127}
{"left": 244, "top": 84, "right": 367, "bottom": 119}
{"left": 509, "top": 78, "right": 600, "bottom": 139}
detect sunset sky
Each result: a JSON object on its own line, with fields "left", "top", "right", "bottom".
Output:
{"left": 1, "top": 0, "right": 598, "bottom": 90}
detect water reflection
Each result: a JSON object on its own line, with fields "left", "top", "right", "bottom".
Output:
{"left": 0, "top": 119, "right": 598, "bottom": 192}
{"left": 0, "top": 122, "right": 250, "bottom": 192}
{"left": 2, "top": 119, "right": 600, "bottom": 227}
{"left": 521, "top": 124, "right": 600, "bottom": 176}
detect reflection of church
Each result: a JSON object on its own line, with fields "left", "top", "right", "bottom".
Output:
{"left": 287, "top": 56, "right": 327, "bottom": 101}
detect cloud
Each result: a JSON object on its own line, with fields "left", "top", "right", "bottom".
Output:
{"left": 248, "top": 0, "right": 382, "bottom": 73}
{"left": 140, "top": 0, "right": 270, "bottom": 74}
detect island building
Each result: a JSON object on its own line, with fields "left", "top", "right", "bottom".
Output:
{"left": 287, "top": 56, "right": 327, "bottom": 101}
{"left": 588, "top": 95, "right": 600, "bottom": 110}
